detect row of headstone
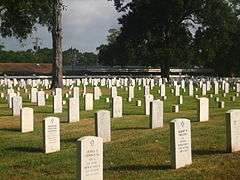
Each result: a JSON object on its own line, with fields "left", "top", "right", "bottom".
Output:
{"left": 3, "top": 77, "right": 240, "bottom": 110}
{"left": 75, "top": 108, "right": 240, "bottom": 179}
{"left": 6, "top": 85, "right": 232, "bottom": 132}
{"left": 2, "top": 77, "right": 240, "bottom": 179}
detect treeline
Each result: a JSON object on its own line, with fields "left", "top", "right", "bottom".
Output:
{"left": 0, "top": 47, "right": 98, "bottom": 65}
{"left": 98, "top": 0, "right": 240, "bottom": 77}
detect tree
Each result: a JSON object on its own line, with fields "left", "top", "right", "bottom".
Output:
{"left": 35, "top": 48, "right": 53, "bottom": 63}
{"left": 107, "top": 29, "right": 121, "bottom": 44}
{"left": 51, "top": 0, "right": 63, "bottom": 88}
{"left": 107, "top": 0, "right": 200, "bottom": 77}
{"left": 192, "top": 0, "right": 240, "bottom": 76}
{"left": 97, "top": 29, "right": 128, "bottom": 66}
{"left": 108, "top": 0, "right": 240, "bottom": 77}
{"left": 0, "top": 0, "right": 64, "bottom": 88}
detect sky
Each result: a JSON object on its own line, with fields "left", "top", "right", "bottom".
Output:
{"left": 0, "top": 0, "right": 121, "bottom": 52}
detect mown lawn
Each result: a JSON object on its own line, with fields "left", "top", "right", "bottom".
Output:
{"left": 0, "top": 84, "right": 240, "bottom": 179}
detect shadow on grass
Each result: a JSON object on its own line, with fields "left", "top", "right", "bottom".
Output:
{"left": 34, "top": 109, "right": 53, "bottom": 114}
{"left": 192, "top": 149, "right": 226, "bottom": 156}
{"left": 0, "top": 113, "right": 13, "bottom": 117}
{"left": 191, "top": 120, "right": 199, "bottom": 123}
{"left": 190, "top": 117, "right": 201, "bottom": 123}
{"left": 113, "top": 127, "right": 149, "bottom": 131}
{"left": 60, "top": 121, "right": 69, "bottom": 124}
{"left": 106, "top": 164, "right": 171, "bottom": 171}
{"left": 6, "top": 146, "right": 42, "bottom": 153}
{"left": 0, "top": 128, "right": 19, "bottom": 132}
{"left": 123, "top": 113, "right": 145, "bottom": 116}
{"left": 61, "top": 138, "right": 78, "bottom": 144}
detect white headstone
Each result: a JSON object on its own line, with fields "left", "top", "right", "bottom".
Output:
{"left": 68, "top": 98, "right": 80, "bottom": 123}
{"left": 137, "top": 100, "right": 142, "bottom": 107}
{"left": 174, "top": 85, "right": 180, "bottom": 96}
{"left": 12, "top": 96, "right": 22, "bottom": 116}
{"left": 20, "top": 107, "right": 34, "bottom": 133}
{"left": 188, "top": 82, "right": 194, "bottom": 96}
{"left": 73, "top": 87, "right": 80, "bottom": 99}
{"left": 76, "top": 136, "right": 103, "bottom": 180}
{"left": 231, "top": 96, "right": 236, "bottom": 102}
{"left": 112, "top": 96, "right": 123, "bottom": 118}
{"left": 43, "top": 117, "right": 60, "bottom": 153}
{"left": 55, "top": 88, "right": 62, "bottom": 97}
{"left": 160, "top": 84, "right": 166, "bottom": 97}
{"left": 236, "top": 83, "right": 240, "bottom": 93}
{"left": 111, "top": 87, "right": 117, "bottom": 98}
{"left": 144, "top": 85, "right": 150, "bottom": 95}
{"left": 224, "top": 82, "right": 230, "bottom": 94}
{"left": 150, "top": 100, "right": 163, "bottom": 129}
{"left": 95, "top": 110, "right": 111, "bottom": 142}
{"left": 202, "top": 84, "right": 207, "bottom": 96}
{"left": 94, "top": 87, "right": 101, "bottom": 100}
{"left": 214, "top": 82, "right": 219, "bottom": 95}
{"left": 177, "top": 96, "right": 183, "bottom": 105}
{"left": 85, "top": 93, "right": 94, "bottom": 111}
{"left": 144, "top": 94, "right": 154, "bottom": 115}
{"left": 226, "top": 110, "right": 240, "bottom": 152}
{"left": 170, "top": 118, "right": 192, "bottom": 169}
{"left": 53, "top": 95, "right": 63, "bottom": 113}
{"left": 8, "top": 92, "right": 16, "bottom": 108}
{"left": 37, "top": 91, "right": 46, "bottom": 106}
{"left": 197, "top": 97, "right": 209, "bottom": 122}
{"left": 218, "top": 101, "right": 225, "bottom": 108}
{"left": 172, "top": 105, "right": 179, "bottom": 113}
{"left": 31, "top": 88, "right": 38, "bottom": 103}
{"left": 128, "top": 86, "right": 134, "bottom": 99}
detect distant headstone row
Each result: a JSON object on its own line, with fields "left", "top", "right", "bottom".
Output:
{"left": 1, "top": 76, "right": 240, "bottom": 179}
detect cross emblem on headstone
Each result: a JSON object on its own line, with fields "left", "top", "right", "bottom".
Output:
{"left": 181, "top": 121, "right": 185, "bottom": 128}
{"left": 90, "top": 140, "right": 94, "bottom": 146}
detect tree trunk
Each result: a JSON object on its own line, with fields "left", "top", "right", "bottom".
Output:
{"left": 161, "top": 61, "right": 170, "bottom": 80}
{"left": 161, "top": 30, "right": 173, "bottom": 80}
{"left": 51, "top": 0, "right": 63, "bottom": 88}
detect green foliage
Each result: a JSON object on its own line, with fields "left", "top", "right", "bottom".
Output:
{"left": 104, "top": 0, "right": 240, "bottom": 76}
{"left": 107, "top": 29, "right": 121, "bottom": 44}
{"left": 0, "top": 0, "right": 54, "bottom": 39}
{"left": 0, "top": 48, "right": 98, "bottom": 65}
{"left": 103, "top": 0, "right": 204, "bottom": 71}
{"left": 97, "top": 28, "right": 137, "bottom": 66}
{"left": 193, "top": 0, "right": 240, "bottom": 76}
{"left": 0, "top": 50, "right": 35, "bottom": 63}
{"left": 63, "top": 48, "right": 98, "bottom": 66}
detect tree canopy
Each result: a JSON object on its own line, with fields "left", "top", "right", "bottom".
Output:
{"left": 0, "top": 0, "right": 54, "bottom": 39}
{"left": 1, "top": 0, "right": 240, "bottom": 78}
{"left": 0, "top": 47, "right": 98, "bottom": 65}
{"left": 100, "top": 0, "right": 240, "bottom": 77}
{"left": 1, "top": 0, "right": 64, "bottom": 87}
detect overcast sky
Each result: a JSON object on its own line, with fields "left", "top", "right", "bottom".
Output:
{"left": 0, "top": 0, "right": 121, "bottom": 52}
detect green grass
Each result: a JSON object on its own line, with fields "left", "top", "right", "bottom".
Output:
{"left": 0, "top": 85, "right": 240, "bottom": 179}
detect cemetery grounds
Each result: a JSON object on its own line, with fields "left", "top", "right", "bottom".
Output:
{"left": 0, "top": 83, "right": 240, "bottom": 179}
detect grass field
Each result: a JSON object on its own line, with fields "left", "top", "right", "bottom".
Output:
{"left": 0, "top": 84, "right": 240, "bottom": 180}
